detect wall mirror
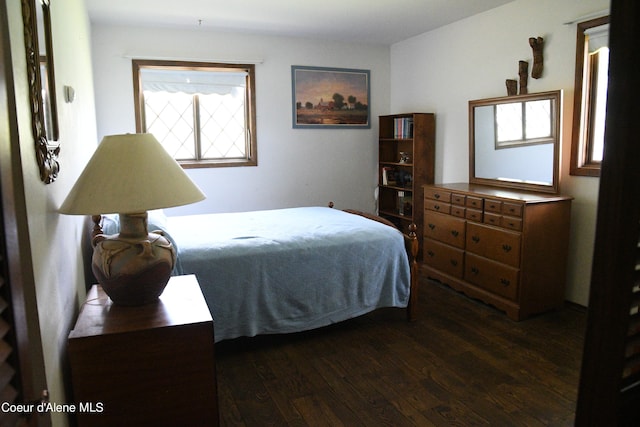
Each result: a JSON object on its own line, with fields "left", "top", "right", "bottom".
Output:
{"left": 21, "top": 0, "right": 60, "bottom": 184}
{"left": 469, "top": 90, "right": 561, "bottom": 194}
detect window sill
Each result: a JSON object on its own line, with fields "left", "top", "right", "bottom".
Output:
{"left": 179, "top": 158, "right": 257, "bottom": 169}
{"left": 570, "top": 164, "right": 601, "bottom": 177}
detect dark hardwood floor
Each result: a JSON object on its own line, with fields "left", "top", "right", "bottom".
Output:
{"left": 215, "top": 278, "right": 586, "bottom": 426}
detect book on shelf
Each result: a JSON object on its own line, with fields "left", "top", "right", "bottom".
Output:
{"left": 382, "top": 167, "right": 396, "bottom": 185}
{"left": 393, "top": 117, "right": 414, "bottom": 139}
{"left": 397, "top": 191, "right": 413, "bottom": 216}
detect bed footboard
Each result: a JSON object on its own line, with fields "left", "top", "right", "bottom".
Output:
{"left": 404, "top": 224, "right": 419, "bottom": 322}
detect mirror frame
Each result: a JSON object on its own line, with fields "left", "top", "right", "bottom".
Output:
{"left": 469, "top": 90, "right": 561, "bottom": 194}
{"left": 21, "top": 0, "right": 59, "bottom": 184}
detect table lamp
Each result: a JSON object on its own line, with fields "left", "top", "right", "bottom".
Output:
{"left": 60, "top": 133, "right": 206, "bottom": 305}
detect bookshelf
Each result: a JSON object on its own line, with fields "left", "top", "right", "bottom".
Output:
{"left": 378, "top": 113, "right": 435, "bottom": 258}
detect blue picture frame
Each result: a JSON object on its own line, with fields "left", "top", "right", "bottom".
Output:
{"left": 291, "top": 65, "right": 370, "bottom": 129}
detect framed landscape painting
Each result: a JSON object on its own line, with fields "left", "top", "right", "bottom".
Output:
{"left": 291, "top": 66, "right": 370, "bottom": 129}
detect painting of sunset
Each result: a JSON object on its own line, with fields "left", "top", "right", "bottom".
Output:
{"left": 292, "top": 66, "right": 370, "bottom": 128}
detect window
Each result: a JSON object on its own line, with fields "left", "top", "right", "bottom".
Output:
{"left": 570, "top": 16, "right": 609, "bottom": 176}
{"left": 133, "top": 60, "right": 257, "bottom": 168}
{"left": 494, "top": 98, "right": 554, "bottom": 149}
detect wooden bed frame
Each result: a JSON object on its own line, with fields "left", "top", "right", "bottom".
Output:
{"left": 90, "top": 205, "right": 420, "bottom": 322}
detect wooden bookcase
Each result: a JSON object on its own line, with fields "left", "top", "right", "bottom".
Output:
{"left": 378, "top": 113, "right": 435, "bottom": 257}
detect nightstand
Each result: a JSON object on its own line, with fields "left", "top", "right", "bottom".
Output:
{"left": 68, "top": 275, "right": 219, "bottom": 426}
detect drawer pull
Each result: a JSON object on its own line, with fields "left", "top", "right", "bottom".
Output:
{"left": 434, "top": 205, "right": 441, "bottom": 210}
{"left": 471, "top": 267, "right": 479, "bottom": 275}
{"left": 451, "top": 230, "right": 459, "bottom": 237}
{"left": 500, "top": 278, "right": 510, "bottom": 287}
{"left": 450, "top": 260, "right": 458, "bottom": 267}
{"left": 434, "top": 193, "right": 440, "bottom": 199}
{"left": 471, "top": 236, "right": 480, "bottom": 243}
{"left": 426, "top": 250, "right": 435, "bottom": 257}
{"left": 502, "top": 244, "right": 512, "bottom": 252}
{"left": 428, "top": 223, "right": 436, "bottom": 230}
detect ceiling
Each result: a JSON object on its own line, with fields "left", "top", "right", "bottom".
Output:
{"left": 84, "top": 0, "right": 516, "bottom": 46}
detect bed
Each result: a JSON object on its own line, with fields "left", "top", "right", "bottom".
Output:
{"left": 97, "top": 205, "right": 418, "bottom": 342}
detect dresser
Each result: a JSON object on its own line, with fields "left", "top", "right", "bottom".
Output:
{"left": 422, "top": 183, "right": 572, "bottom": 320}
{"left": 68, "top": 275, "right": 219, "bottom": 426}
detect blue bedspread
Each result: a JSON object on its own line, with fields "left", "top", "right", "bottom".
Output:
{"left": 166, "top": 206, "right": 411, "bottom": 342}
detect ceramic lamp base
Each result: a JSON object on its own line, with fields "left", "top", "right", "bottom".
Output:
{"left": 91, "top": 212, "right": 176, "bottom": 306}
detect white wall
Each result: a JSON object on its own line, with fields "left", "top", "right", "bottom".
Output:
{"left": 91, "top": 25, "right": 390, "bottom": 215}
{"left": 390, "top": 0, "right": 609, "bottom": 305}
{"left": 7, "top": 0, "right": 97, "bottom": 424}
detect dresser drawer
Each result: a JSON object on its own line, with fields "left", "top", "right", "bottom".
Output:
{"left": 484, "top": 199, "right": 502, "bottom": 214}
{"left": 484, "top": 213, "right": 522, "bottom": 231}
{"left": 424, "top": 187, "right": 451, "bottom": 203}
{"left": 424, "top": 199, "right": 451, "bottom": 214}
{"left": 501, "top": 216, "right": 523, "bottom": 231}
{"left": 424, "top": 212, "right": 466, "bottom": 249}
{"left": 423, "top": 238, "right": 464, "bottom": 278}
{"left": 465, "top": 208, "right": 483, "bottom": 222}
{"left": 466, "top": 222, "right": 521, "bottom": 267}
{"left": 483, "top": 212, "right": 501, "bottom": 226}
{"left": 502, "top": 202, "right": 523, "bottom": 217}
{"left": 466, "top": 196, "right": 484, "bottom": 210}
{"left": 451, "top": 193, "right": 466, "bottom": 206}
{"left": 451, "top": 206, "right": 466, "bottom": 218}
{"left": 464, "top": 253, "right": 519, "bottom": 301}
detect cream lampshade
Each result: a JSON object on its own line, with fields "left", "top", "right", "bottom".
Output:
{"left": 60, "top": 133, "right": 206, "bottom": 305}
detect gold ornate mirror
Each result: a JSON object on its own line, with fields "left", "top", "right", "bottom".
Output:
{"left": 21, "top": 0, "right": 59, "bottom": 183}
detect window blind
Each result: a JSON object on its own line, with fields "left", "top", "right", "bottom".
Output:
{"left": 140, "top": 68, "right": 247, "bottom": 96}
